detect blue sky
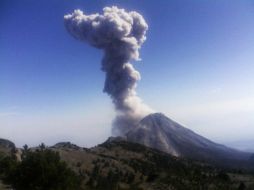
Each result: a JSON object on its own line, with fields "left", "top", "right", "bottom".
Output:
{"left": 1, "top": 0, "right": 254, "bottom": 149}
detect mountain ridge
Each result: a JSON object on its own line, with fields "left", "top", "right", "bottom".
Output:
{"left": 1, "top": 136, "right": 254, "bottom": 189}
{"left": 126, "top": 113, "right": 252, "bottom": 168}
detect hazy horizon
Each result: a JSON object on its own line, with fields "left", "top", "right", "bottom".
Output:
{"left": 1, "top": 0, "right": 254, "bottom": 150}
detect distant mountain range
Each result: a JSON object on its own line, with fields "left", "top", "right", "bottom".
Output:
{"left": 225, "top": 139, "right": 254, "bottom": 153}
{"left": 126, "top": 113, "right": 253, "bottom": 168}
{"left": 1, "top": 112, "right": 253, "bottom": 170}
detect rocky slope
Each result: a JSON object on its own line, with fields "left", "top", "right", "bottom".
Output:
{"left": 51, "top": 138, "right": 254, "bottom": 190}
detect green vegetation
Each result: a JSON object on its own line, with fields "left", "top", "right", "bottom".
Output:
{"left": 0, "top": 145, "right": 82, "bottom": 190}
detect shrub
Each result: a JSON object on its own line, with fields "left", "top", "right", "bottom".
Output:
{"left": 3, "top": 148, "right": 82, "bottom": 190}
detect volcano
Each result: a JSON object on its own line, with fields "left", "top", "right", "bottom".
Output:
{"left": 126, "top": 113, "right": 252, "bottom": 167}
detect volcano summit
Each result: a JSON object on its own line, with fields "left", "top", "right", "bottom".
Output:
{"left": 125, "top": 113, "right": 252, "bottom": 168}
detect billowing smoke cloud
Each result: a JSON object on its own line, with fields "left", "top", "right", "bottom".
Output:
{"left": 64, "top": 6, "right": 152, "bottom": 135}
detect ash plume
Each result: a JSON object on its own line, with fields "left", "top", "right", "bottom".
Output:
{"left": 64, "top": 6, "right": 152, "bottom": 135}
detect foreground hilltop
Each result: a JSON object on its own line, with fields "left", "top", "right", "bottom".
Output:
{"left": 126, "top": 113, "right": 252, "bottom": 168}
{"left": 1, "top": 137, "right": 254, "bottom": 189}
{"left": 0, "top": 139, "right": 15, "bottom": 155}
{"left": 0, "top": 137, "right": 254, "bottom": 190}
{"left": 40, "top": 138, "right": 254, "bottom": 189}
